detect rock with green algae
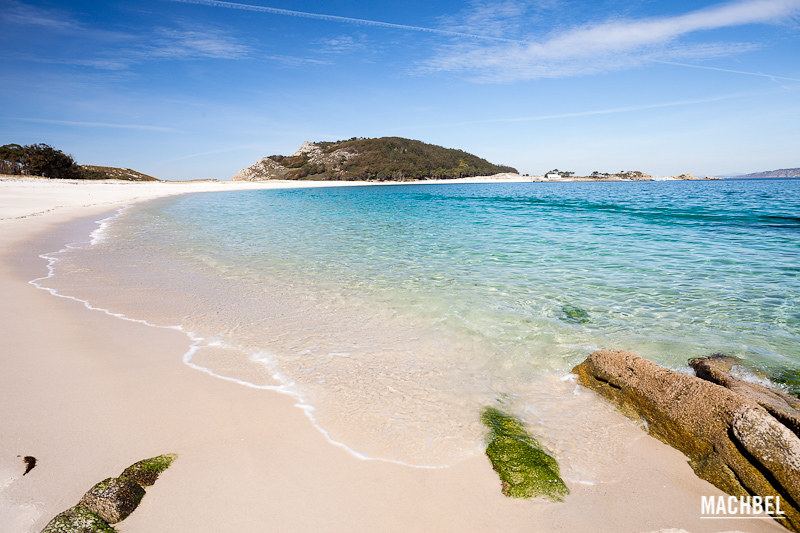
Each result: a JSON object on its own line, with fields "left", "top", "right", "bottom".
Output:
{"left": 78, "top": 477, "right": 144, "bottom": 524}
{"left": 41, "top": 505, "right": 116, "bottom": 533}
{"left": 119, "top": 453, "right": 177, "bottom": 487}
{"left": 41, "top": 454, "right": 177, "bottom": 532}
{"left": 768, "top": 365, "right": 800, "bottom": 398}
{"left": 481, "top": 407, "right": 569, "bottom": 501}
{"left": 561, "top": 305, "right": 590, "bottom": 324}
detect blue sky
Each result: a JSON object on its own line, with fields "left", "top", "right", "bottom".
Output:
{"left": 1, "top": 0, "right": 798, "bottom": 179}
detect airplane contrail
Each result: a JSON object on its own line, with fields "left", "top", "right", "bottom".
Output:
{"left": 655, "top": 60, "right": 800, "bottom": 83}
{"left": 167, "top": 0, "right": 520, "bottom": 42}
{"left": 428, "top": 91, "right": 760, "bottom": 127}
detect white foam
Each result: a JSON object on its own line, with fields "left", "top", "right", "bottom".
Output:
{"left": 28, "top": 211, "right": 448, "bottom": 470}
{"left": 88, "top": 206, "right": 129, "bottom": 245}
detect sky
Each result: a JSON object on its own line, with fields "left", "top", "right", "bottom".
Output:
{"left": 1, "top": 0, "right": 799, "bottom": 179}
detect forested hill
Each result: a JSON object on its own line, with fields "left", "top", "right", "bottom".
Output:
{"left": 233, "top": 137, "right": 518, "bottom": 181}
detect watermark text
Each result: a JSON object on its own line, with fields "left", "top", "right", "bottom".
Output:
{"left": 701, "top": 495, "right": 785, "bottom": 519}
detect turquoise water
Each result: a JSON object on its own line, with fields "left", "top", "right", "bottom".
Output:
{"left": 156, "top": 179, "right": 799, "bottom": 367}
{"left": 45, "top": 178, "right": 800, "bottom": 468}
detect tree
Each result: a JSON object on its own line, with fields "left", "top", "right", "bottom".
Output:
{"left": 2, "top": 143, "right": 84, "bottom": 178}
{"left": 0, "top": 144, "right": 25, "bottom": 174}
{"left": 23, "top": 144, "right": 83, "bottom": 178}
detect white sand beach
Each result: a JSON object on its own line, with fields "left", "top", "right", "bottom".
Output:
{"left": 0, "top": 177, "right": 786, "bottom": 532}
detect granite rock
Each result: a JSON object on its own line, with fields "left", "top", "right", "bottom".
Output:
{"left": 572, "top": 350, "right": 800, "bottom": 532}
{"left": 690, "top": 355, "right": 800, "bottom": 437}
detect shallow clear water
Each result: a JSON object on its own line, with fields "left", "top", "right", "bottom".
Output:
{"left": 42, "top": 179, "right": 800, "bottom": 471}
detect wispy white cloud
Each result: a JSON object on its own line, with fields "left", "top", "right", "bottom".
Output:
{"left": 1, "top": 0, "right": 83, "bottom": 31}
{"left": 145, "top": 28, "right": 251, "bottom": 60}
{"left": 317, "top": 35, "right": 368, "bottom": 55}
{"left": 24, "top": 56, "right": 134, "bottom": 71}
{"left": 3, "top": 1, "right": 250, "bottom": 70}
{"left": 263, "top": 55, "right": 332, "bottom": 66}
{"left": 13, "top": 117, "right": 180, "bottom": 133}
{"left": 437, "top": 0, "right": 531, "bottom": 40}
{"left": 422, "top": 0, "right": 800, "bottom": 81}
{"left": 166, "top": 0, "right": 520, "bottom": 42}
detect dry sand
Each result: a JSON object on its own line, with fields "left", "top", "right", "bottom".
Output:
{"left": 0, "top": 177, "right": 786, "bottom": 532}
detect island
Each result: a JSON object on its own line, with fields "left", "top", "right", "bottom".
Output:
{"left": 232, "top": 137, "right": 517, "bottom": 181}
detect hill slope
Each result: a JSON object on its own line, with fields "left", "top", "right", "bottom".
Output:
{"left": 80, "top": 165, "right": 160, "bottom": 181}
{"left": 233, "top": 137, "right": 517, "bottom": 181}
{"left": 733, "top": 168, "right": 800, "bottom": 179}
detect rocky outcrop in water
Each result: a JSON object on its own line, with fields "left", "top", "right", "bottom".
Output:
{"left": 572, "top": 350, "right": 800, "bottom": 532}
{"left": 689, "top": 354, "right": 800, "bottom": 438}
{"left": 41, "top": 454, "right": 176, "bottom": 533}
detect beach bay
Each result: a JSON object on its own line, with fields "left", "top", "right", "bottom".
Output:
{"left": 0, "top": 177, "right": 794, "bottom": 532}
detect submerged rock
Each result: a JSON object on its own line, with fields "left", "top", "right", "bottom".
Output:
{"left": 41, "top": 506, "right": 115, "bottom": 533}
{"left": 690, "top": 355, "right": 800, "bottom": 437}
{"left": 766, "top": 365, "right": 800, "bottom": 399}
{"left": 572, "top": 350, "right": 800, "bottom": 532}
{"left": 561, "top": 305, "right": 590, "bottom": 324}
{"left": 481, "top": 407, "right": 569, "bottom": 501}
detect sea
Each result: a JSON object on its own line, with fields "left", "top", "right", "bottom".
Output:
{"left": 36, "top": 178, "right": 800, "bottom": 480}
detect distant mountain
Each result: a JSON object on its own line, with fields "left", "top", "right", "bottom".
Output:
{"left": 80, "top": 165, "right": 160, "bottom": 181}
{"left": 233, "top": 137, "right": 517, "bottom": 181}
{"left": 732, "top": 168, "right": 800, "bottom": 179}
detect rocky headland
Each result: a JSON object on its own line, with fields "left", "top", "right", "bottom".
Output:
{"left": 573, "top": 350, "right": 800, "bottom": 532}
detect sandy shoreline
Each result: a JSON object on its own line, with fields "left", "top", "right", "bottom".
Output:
{"left": 0, "top": 178, "right": 785, "bottom": 532}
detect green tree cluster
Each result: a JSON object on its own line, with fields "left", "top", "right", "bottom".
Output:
{"left": 1, "top": 143, "right": 86, "bottom": 178}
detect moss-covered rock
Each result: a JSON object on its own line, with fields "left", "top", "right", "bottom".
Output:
{"left": 119, "top": 453, "right": 177, "bottom": 487}
{"left": 41, "top": 505, "right": 115, "bottom": 533}
{"left": 41, "top": 453, "right": 177, "bottom": 532}
{"left": 481, "top": 407, "right": 569, "bottom": 501}
{"left": 78, "top": 477, "right": 144, "bottom": 524}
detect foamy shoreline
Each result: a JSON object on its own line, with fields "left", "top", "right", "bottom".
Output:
{"left": 0, "top": 177, "right": 784, "bottom": 532}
